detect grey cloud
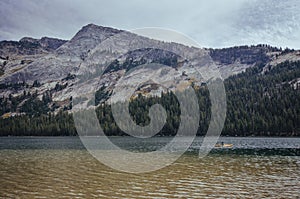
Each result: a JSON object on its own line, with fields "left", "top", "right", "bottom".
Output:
{"left": 0, "top": 0, "right": 299, "bottom": 48}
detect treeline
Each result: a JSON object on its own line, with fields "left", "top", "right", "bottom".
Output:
{"left": 0, "top": 111, "right": 76, "bottom": 136}
{"left": 0, "top": 60, "right": 299, "bottom": 136}
{"left": 95, "top": 88, "right": 210, "bottom": 136}
{"left": 209, "top": 44, "right": 295, "bottom": 66}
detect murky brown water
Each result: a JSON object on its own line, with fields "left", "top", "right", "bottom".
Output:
{"left": 0, "top": 137, "right": 300, "bottom": 198}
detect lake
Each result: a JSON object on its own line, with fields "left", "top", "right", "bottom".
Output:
{"left": 0, "top": 137, "right": 300, "bottom": 198}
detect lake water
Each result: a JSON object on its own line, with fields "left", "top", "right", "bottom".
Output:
{"left": 0, "top": 137, "right": 300, "bottom": 198}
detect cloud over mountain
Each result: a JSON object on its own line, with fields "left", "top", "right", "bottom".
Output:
{"left": 0, "top": 0, "right": 299, "bottom": 48}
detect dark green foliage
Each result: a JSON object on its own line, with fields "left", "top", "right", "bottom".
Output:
{"left": 0, "top": 68, "right": 4, "bottom": 76}
{"left": 124, "top": 58, "right": 147, "bottom": 72}
{"left": 210, "top": 45, "right": 273, "bottom": 65}
{"left": 95, "top": 86, "right": 211, "bottom": 137}
{"left": 53, "top": 83, "right": 67, "bottom": 91}
{"left": 102, "top": 48, "right": 179, "bottom": 75}
{"left": 0, "top": 90, "right": 30, "bottom": 115}
{"left": 94, "top": 86, "right": 112, "bottom": 105}
{"left": 96, "top": 92, "right": 183, "bottom": 136}
{"left": 0, "top": 81, "right": 27, "bottom": 90}
{"left": 0, "top": 111, "right": 76, "bottom": 136}
{"left": 223, "top": 61, "right": 300, "bottom": 136}
{"left": 32, "top": 80, "right": 41, "bottom": 87}
{"left": 281, "top": 47, "right": 295, "bottom": 55}
{"left": 20, "top": 96, "right": 48, "bottom": 117}
{"left": 63, "top": 73, "right": 76, "bottom": 81}
{"left": 0, "top": 90, "right": 52, "bottom": 117}
{"left": 103, "top": 59, "right": 122, "bottom": 74}
{"left": 102, "top": 58, "right": 148, "bottom": 74}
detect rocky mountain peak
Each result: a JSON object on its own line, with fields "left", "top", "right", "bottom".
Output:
{"left": 79, "top": 23, "right": 122, "bottom": 34}
{"left": 56, "top": 24, "right": 123, "bottom": 57}
{"left": 70, "top": 23, "right": 123, "bottom": 42}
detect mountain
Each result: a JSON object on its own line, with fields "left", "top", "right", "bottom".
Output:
{"left": 0, "top": 24, "right": 299, "bottom": 136}
{"left": 0, "top": 36, "right": 67, "bottom": 57}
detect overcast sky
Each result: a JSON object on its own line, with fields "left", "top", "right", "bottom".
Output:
{"left": 0, "top": 0, "right": 299, "bottom": 49}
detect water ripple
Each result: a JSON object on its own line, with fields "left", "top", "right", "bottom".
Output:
{"left": 0, "top": 137, "right": 300, "bottom": 198}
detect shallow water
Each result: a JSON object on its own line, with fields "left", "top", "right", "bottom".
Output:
{"left": 0, "top": 137, "right": 300, "bottom": 198}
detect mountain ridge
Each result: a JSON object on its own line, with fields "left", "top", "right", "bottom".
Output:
{"left": 0, "top": 24, "right": 299, "bottom": 136}
{"left": 0, "top": 23, "right": 299, "bottom": 116}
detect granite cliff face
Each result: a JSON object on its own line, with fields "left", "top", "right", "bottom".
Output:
{"left": 0, "top": 24, "right": 299, "bottom": 115}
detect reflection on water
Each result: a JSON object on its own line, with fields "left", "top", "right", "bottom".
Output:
{"left": 0, "top": 137, "right": 300, "bottom": 198}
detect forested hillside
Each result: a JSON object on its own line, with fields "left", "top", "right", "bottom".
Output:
{"left": 0, "top": 60, "right": 299, "bottom": 136}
